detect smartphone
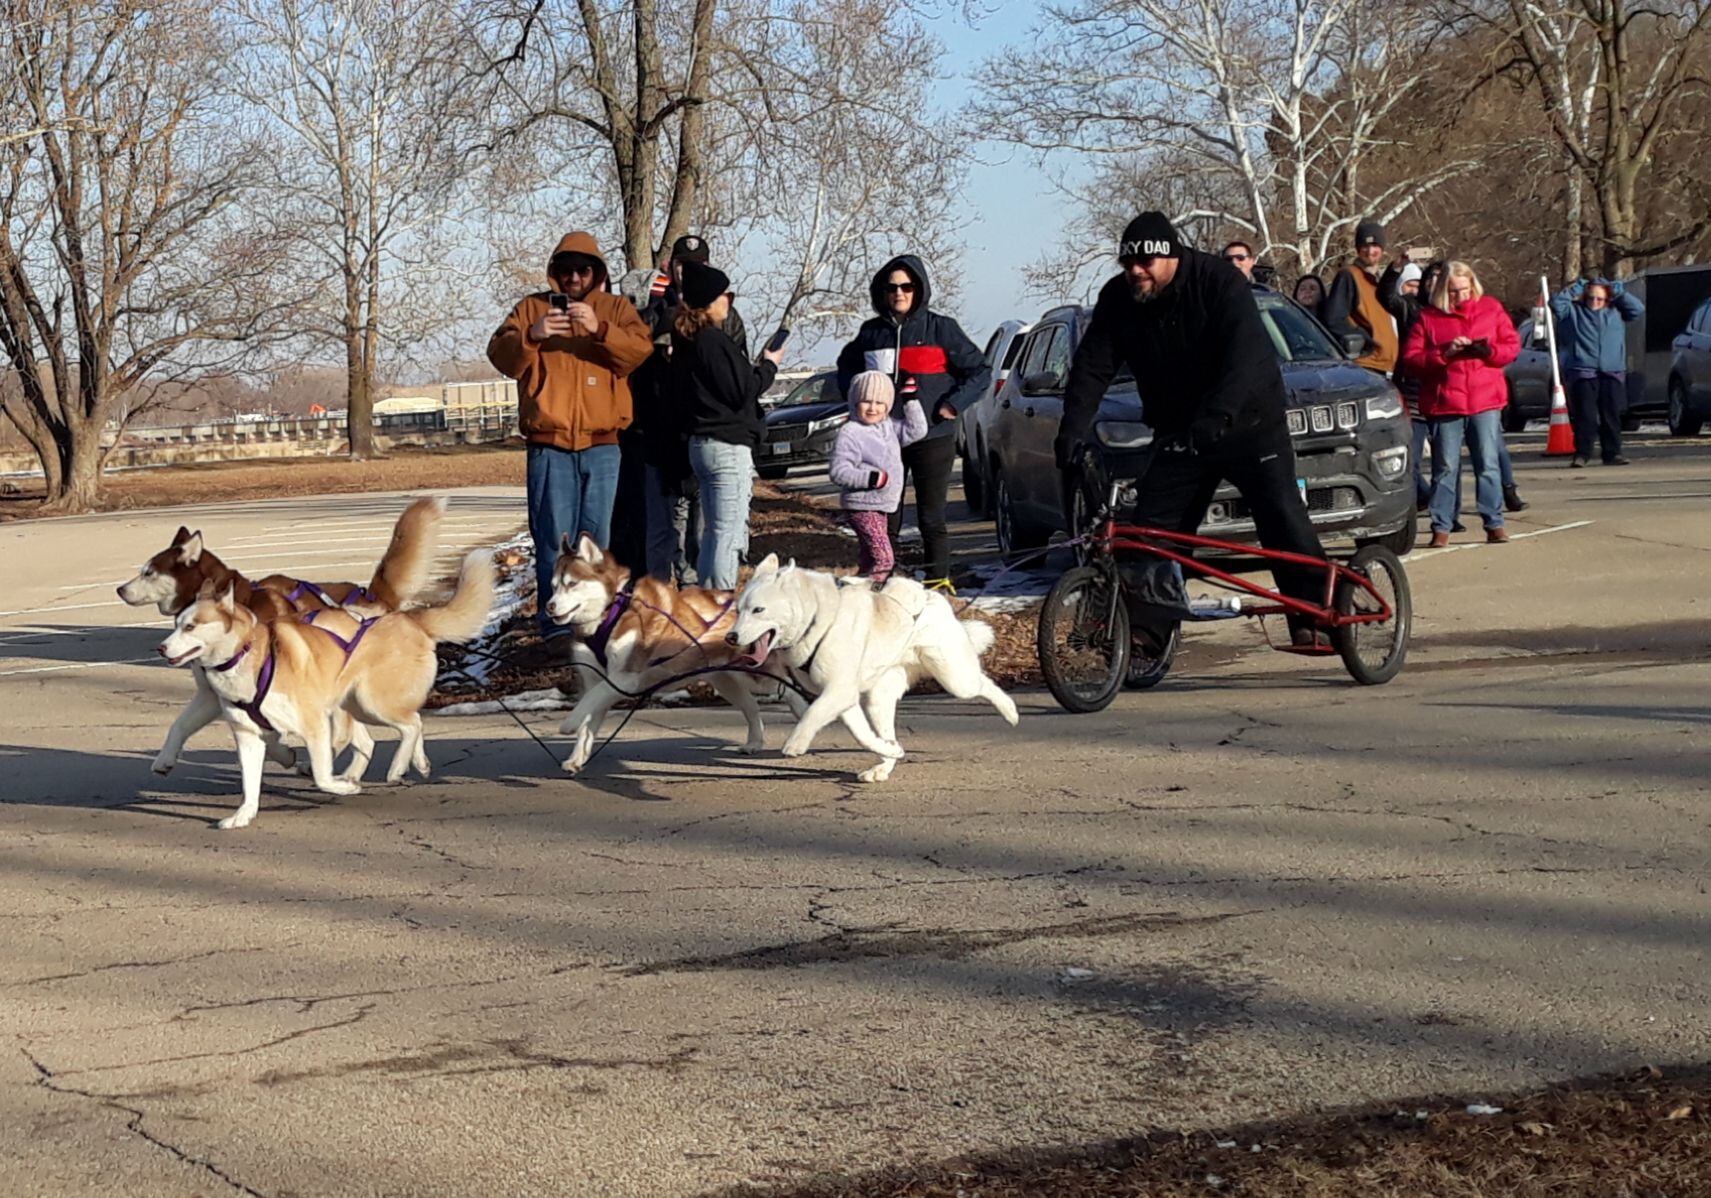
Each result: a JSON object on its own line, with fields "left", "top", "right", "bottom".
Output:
{"left": 548, "top": 292, "right": 570, "bottom": 312}
{"left": 1406, "top": 246, "right": 1438, "bottom": 264}
{"left": 764, "top": 327, "right": 790, "bottom": 353}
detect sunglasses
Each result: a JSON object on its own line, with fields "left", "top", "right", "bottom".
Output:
{"left": 1119, "top": 255, "right": 1162, "bottom": 269}
{"left": 884, "top": 282, "right": 916, "bottom": 294}
{"left": 1224, "top": 253, "right": 1251, "bottom": 263}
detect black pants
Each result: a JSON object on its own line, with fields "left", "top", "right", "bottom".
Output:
{"left": 1129, "top": 431, "right": 1327, "bottom": 638}
{"left": 887, "top": 432, "right": 957, "bottom": 580}
{"left": 607, "top": 428, "right": 650, "bottom": 574}
{"left": 1570, "top": 373, "right": 1624, "bottom": 462}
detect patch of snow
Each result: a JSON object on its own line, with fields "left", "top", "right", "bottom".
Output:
{"left": 437, "top": 687, "right": 569, "bottom": 716}
{"left": 1059, "top": 967, "right": 1096, "bottom": 983}
{"left": 1465, "top": 1103, "right": 1503, "bottom": 1116}
{"left": 1214, "top": 1140, "right": 1236, "bottom": 1149}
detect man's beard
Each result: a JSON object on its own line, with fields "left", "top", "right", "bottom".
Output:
{"left": 1131, "top": 282, "right": 1159, "bottom": 304}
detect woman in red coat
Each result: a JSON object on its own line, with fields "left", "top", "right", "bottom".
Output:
{"left": 1400, "top": 261, "right": 1520, "bottom": 546}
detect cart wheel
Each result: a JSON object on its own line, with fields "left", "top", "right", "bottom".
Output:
{"left": 1332, "top": 545, "right": 1411, "bottom": 685}
{"left": 1123, "top": 620, "right": 1179, "bottom": 690}
{"left": 1038, "top": 565, "right": 1130, "bottom": 713}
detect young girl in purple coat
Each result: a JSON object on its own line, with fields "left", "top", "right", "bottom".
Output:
{"left": 827, "top": 371, "right": 928, "bottom": 582}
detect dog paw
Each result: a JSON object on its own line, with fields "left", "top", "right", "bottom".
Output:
{"left": 856, "top": 761, "right": 896, "bottom": 784}
{"left": 779, "top": 738, "right": 810, "bottom": 759}
{"left": 560, "top": 754, "right": 586, "bottom": 774}
{"left": 216, "top": 813, "right": 254, "bottom": 830}
{"left": 737, "top": 739, "right": 766, "bottom": 756}
{"left": 319, "top": 779, "right": 361, "bottom": 797}
{"left": 150, "top": 756, "right": 174, "bottom": 777}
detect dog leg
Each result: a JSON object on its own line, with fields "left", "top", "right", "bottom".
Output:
{"left": 152, "top": 681, "right": 221, "bottom": 776}
{"left": 560, "top": 680, "right": 622, "bottom": 773}
{"left": 780, "top": 689, "right": 864, "bottom": 758}
{"left": 384, "top": 714, "right": 423, "bottom": 784}
{"left": 303, "top": 716, "right": 361, "bottom": 796}
{"left": 340, "top": 722, "right": 376, "bottom": 784}
{"left": 219, "top": 728, "right": 268, "bottom": 830}
{"left": 411, "top": 730, "right": 431, "bottom": 780}
{"left": 854, "top": 669, "right": 909, "bottom": 783}
{"left": 710, "top": 673, "right": 766, "bottom": 754}
{"left": 924, "top": 649, "right": 1021, "bottom": 727}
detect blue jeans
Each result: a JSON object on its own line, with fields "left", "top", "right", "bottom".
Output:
{"left": 644, "top": 463, "right": 699, "bottom": 584}
{"left": 1428, "top": 410, "right": 1503, "bottom": 533}
{"left": 1410, "top": 419, "right": 1430, "bottom": 507}
{"left": 688, "top": 436, "right": 753, "bottom": 590}
{"left": 527, "top": 442, "right": 620, "bottom": 634}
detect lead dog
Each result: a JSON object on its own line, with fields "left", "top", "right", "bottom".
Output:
{"left": 121, "top": 497, "right": 444, "bottom": 777}
{"left": 157, "top": 550, "right": 494, "bottom": 829}
{"left": 728, "top": 555, "right": 1019, "bottom": 783}
{"left": 545, "top": 533, "right": 791, "bottom": 773}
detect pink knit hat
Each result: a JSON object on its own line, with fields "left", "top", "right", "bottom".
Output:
{"left": 848, "top": 371, "right": 895, "bottom": 412}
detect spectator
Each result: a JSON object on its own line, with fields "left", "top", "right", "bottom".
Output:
{"left": 1293, "top": 274, "right": 1326, "bottom": 317}
{"left": 1221, "top": 240, "right": 1256, "bottom": 281}
{"left": 672, "top": 260, "right": 783, "bottom": 590}
{"left": 488, "top": 231, "right": 652, "bottom": 636}
{"left": 827, "top": 371, "right": 928, "bottom": 583}
{"left": 836, "top": 255, "right": 990, "bottom": 592}
{"left": 1378, "top": 258, "right": 1432, "bottom": 511}
{"left": 1550, "top": 277, "right": 1644, "bottom": 467}
{"left": 1323, "top": 220, "right": 1399, "bottom": 375}
{"left": 1402, "top": 261, "right": 1520, "bottom": 546}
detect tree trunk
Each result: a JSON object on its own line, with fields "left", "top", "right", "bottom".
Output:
{"left": 1563, "top": 161, "right": 1582, "bottom": 281}
{"left": 41, "top": 421, "right": 100, "bottom": 512}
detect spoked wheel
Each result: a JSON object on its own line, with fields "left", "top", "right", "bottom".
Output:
{"left": 1332, "top": 544, "right": 1411, "bottom": 685}
{"left": 1038, "top": 564, "right": 1130, "bottom": 713}
{"left": 1124, "top": 620, "right": 1179, "bottom": 690}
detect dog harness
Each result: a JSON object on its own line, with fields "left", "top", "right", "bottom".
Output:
{"left": 286, "top": 580, "right": 373, "bottom": 608}
{"left": 300, "top": 609, "right": 379, "bottom": 659}
{"left": 585, "top": 576, "right": 638, "bottom": 668}
{"left": 209, "top": 641, "right": 278, "bottom": 733}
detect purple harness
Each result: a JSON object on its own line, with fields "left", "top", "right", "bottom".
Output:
{"left": 209, "top": 642, "right": 277, "bottom": 733}
{"left": 585, "top": 577, "right": 637, "bottom": 668}
{"left": 287, "top": 580, "right": 373, "bottom": 607}
{"left": 301, "top": 609, "right": 379, "bottom": 658}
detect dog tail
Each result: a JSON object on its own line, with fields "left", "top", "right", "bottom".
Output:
{"left": 366, "top": 496, "right": 445, "bottom": 609}
{"left": 407, "top": 550, "right": 494, "bottom": 644}
{"left": 961, "top": 616, "right": 996, "bottom": 657}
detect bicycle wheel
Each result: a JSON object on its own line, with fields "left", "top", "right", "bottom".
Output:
{"left": 1038, "top": 565, "right": 1130, "bottom": 713}
{"left": 1124, "top": 620, "right": 1179, "bottom": 690}
{"left": 1332, "top": 544, "right": 1411, "bottom": 685}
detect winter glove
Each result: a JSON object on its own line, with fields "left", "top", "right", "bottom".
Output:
{"left": 866, "top": 470, "right": 889, "bottom": 490}
{"left": 1188, "top": 411, "right": 1233, "bottom": 455}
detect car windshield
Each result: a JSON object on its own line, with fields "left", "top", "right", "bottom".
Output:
{"left": 776, "top": 373, "right": 839, "bottom": 406}
{"left": 1256, "top": 294, "right": 1340, "bottom": 362}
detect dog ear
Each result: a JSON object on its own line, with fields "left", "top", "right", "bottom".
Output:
{"left": 195, "top": 578, "right": 219, "bottom": 599}
{"left": 576, "top": 534, "right": 604, "bottom": 566}
{"left": 559, "top": 531, "right": 575, "bottom": 557}
{"left": 752, "top": 553, "right": 780, "bottom": 577}
{"left": 178, "top": 531, "right": 204, "bottom": 565}
{"left": 171, "top": 525, "right": 191, "bottom": 545}
{"left": 216, "top": 582, "right": 236, "bottom": 613}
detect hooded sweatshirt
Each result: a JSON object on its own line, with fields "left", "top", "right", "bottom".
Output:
{"left": 827, "top": 382, "right": 928, "bottom": 512}
{"left": 1549, "top": 280, "right": 1644, "bottom": 376}
{"left": 834, "top": 255, "right": 990, "bottom": 443}
{"left": 486, "top": 232, "right": 653, "bottom": 451}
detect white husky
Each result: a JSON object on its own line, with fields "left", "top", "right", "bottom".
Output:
{"left": 727, "top": 556, "right": 1019, "bottom": 783}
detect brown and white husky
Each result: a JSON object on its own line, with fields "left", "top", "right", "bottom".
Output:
{"left": 543, "top": 534, "right": 794, "bottom": 773}
{"left": 120, "top": 497, "right": 444, "bottom": 777}
{"left": 156, "top": 550, "right": 494, "bottom": 829}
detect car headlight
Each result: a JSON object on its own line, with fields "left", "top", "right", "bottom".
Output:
{"left": 807, "top": 415, "right": 845, "bottom": 434}
{"left": 1373, "top": 445, "right": 1408, "bottom": 478}
{"left": 1365, "top": 391, "right": 1404, "bottom": 420}
{"left": 1094, "top": 420, "right": 1152, "bottom": 449}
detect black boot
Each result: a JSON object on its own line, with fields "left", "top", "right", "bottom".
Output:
{"left": 1503, "top": 484, "right": 1529, "bottom": 513}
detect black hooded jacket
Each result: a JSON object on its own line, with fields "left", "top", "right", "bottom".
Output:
{"left": 834, "top": 255, "right": 990, "bottom": 444}
{"left": 1058, "top": 246, "right": 1289, "bottom": 451}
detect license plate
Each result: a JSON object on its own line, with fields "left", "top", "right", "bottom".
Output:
{"left": 771, "top": 441, "right": 792, "bottom": 455}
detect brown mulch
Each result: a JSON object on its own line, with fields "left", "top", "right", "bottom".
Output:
{"left": 710, "top": 1063, "right": 1711, "bottom": 1198}
{"left": 0, "top": 441, "right": 524, "bottom": 520}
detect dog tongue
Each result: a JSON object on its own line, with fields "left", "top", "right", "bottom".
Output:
{"left": 748, "top": 629, "right": 774, "bottom": 665}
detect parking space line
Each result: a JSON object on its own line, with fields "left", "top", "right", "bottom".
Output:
{"left": 0, "top": 656, "right": 159, "bottom": 677}
{"left": 1413, "top": 520, "right": 1593, "bottom": 558}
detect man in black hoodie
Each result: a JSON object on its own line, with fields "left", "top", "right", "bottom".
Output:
{"left": 836, "top": 255, "right": 990, "bottom": 589}
{"left": 1055, "top": 211, "right": 1328, "bottom": 646}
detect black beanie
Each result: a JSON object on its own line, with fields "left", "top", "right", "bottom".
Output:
{"left": 671, "top": 234, "right": 710, "bottom": 264}
{"left": 1355, "top": 220, "right": 1386, "bottom": 248}
{"left": 678, "top": 259, "right": 729, "bottom": 309}
{"left": 1119, "top": 211, "right": 1181, "bottom": 261}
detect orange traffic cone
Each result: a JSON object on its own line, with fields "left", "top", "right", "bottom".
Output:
{"left": 1544, "top": 381, "right": 1575, "bottom": 456}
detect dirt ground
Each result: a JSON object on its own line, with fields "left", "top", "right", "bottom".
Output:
{"left": 721, "top": 1064, "right": 1711, "bottom": 1198}
{"left": 0, "top": 442, "right": 523, "bottom": 520}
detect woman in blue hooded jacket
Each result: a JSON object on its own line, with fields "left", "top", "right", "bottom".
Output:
{"left": 1550, "top": 278, "right": 1644, "bottom": 466}
{"left": 835, "top": 255, "right": 990, "bottom": 591}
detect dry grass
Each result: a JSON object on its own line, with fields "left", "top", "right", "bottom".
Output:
{"left": 711, "top": 1064, "right": 1711, "bottom": 1198}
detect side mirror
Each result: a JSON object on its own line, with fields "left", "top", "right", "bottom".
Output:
{"left": 1022, "top": 370, "right": 1064, "bottom": 394}
{"left": 1339, "top": 331, "right": 1368, "bottom": 358}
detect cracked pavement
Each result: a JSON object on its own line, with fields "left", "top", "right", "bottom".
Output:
{"left": 3, "top": 456, "right": 1710, "bottom": 1196}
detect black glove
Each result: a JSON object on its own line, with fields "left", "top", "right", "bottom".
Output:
{"left": 1053, "top": 435, "right": 1079, "bottom": 472}
{"left": 1188, "top": 411, "right": 1232, "bottom": 455}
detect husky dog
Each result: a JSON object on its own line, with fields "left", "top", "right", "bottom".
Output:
{"left": 121, "top": 497, "right": 444, "bottom": 777}
{"left": 156, "top": 550, "right": 494, "bottom": 829}
{"left": 545, "top": 533, "right": 789, "bottom": 773}
{"left": 728, "top": 555, "right": 1019, "bottom": 783}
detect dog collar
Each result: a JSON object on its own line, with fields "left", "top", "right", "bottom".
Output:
{"left": 586, "top": 575, "right": 637, "bottom": 668}
{"left": 209, "top": 644, "right": 250, "bottom": 673}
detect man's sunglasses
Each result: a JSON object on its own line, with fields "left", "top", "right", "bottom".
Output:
{"left": 551, "top": 257, "right": 598, "bottom": 277}
{"left": 1119, "top": 255, "right": 1162, "bottom": 269}
{"left": 1224, "top": 253, "right": 1251, "bottom": 263}
{"left": 884, "top": 282, "right": 916, "bottom": 294}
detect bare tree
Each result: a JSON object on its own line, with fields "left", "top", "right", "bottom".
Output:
{"left": 0, "top": 0, "right": 290, "bottom": 510}
{"left": 975, "top": 0, "right": 1473, "bottom": 281}
{"left": 1461, "top": 0, "right": 1711, "bottom": 276}
{"left": 229, "top": 0, "right": 489, "bottom": 458}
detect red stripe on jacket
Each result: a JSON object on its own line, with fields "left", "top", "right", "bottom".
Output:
{"left": 898, "top": 345, "right": 948, "bottom": 376}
